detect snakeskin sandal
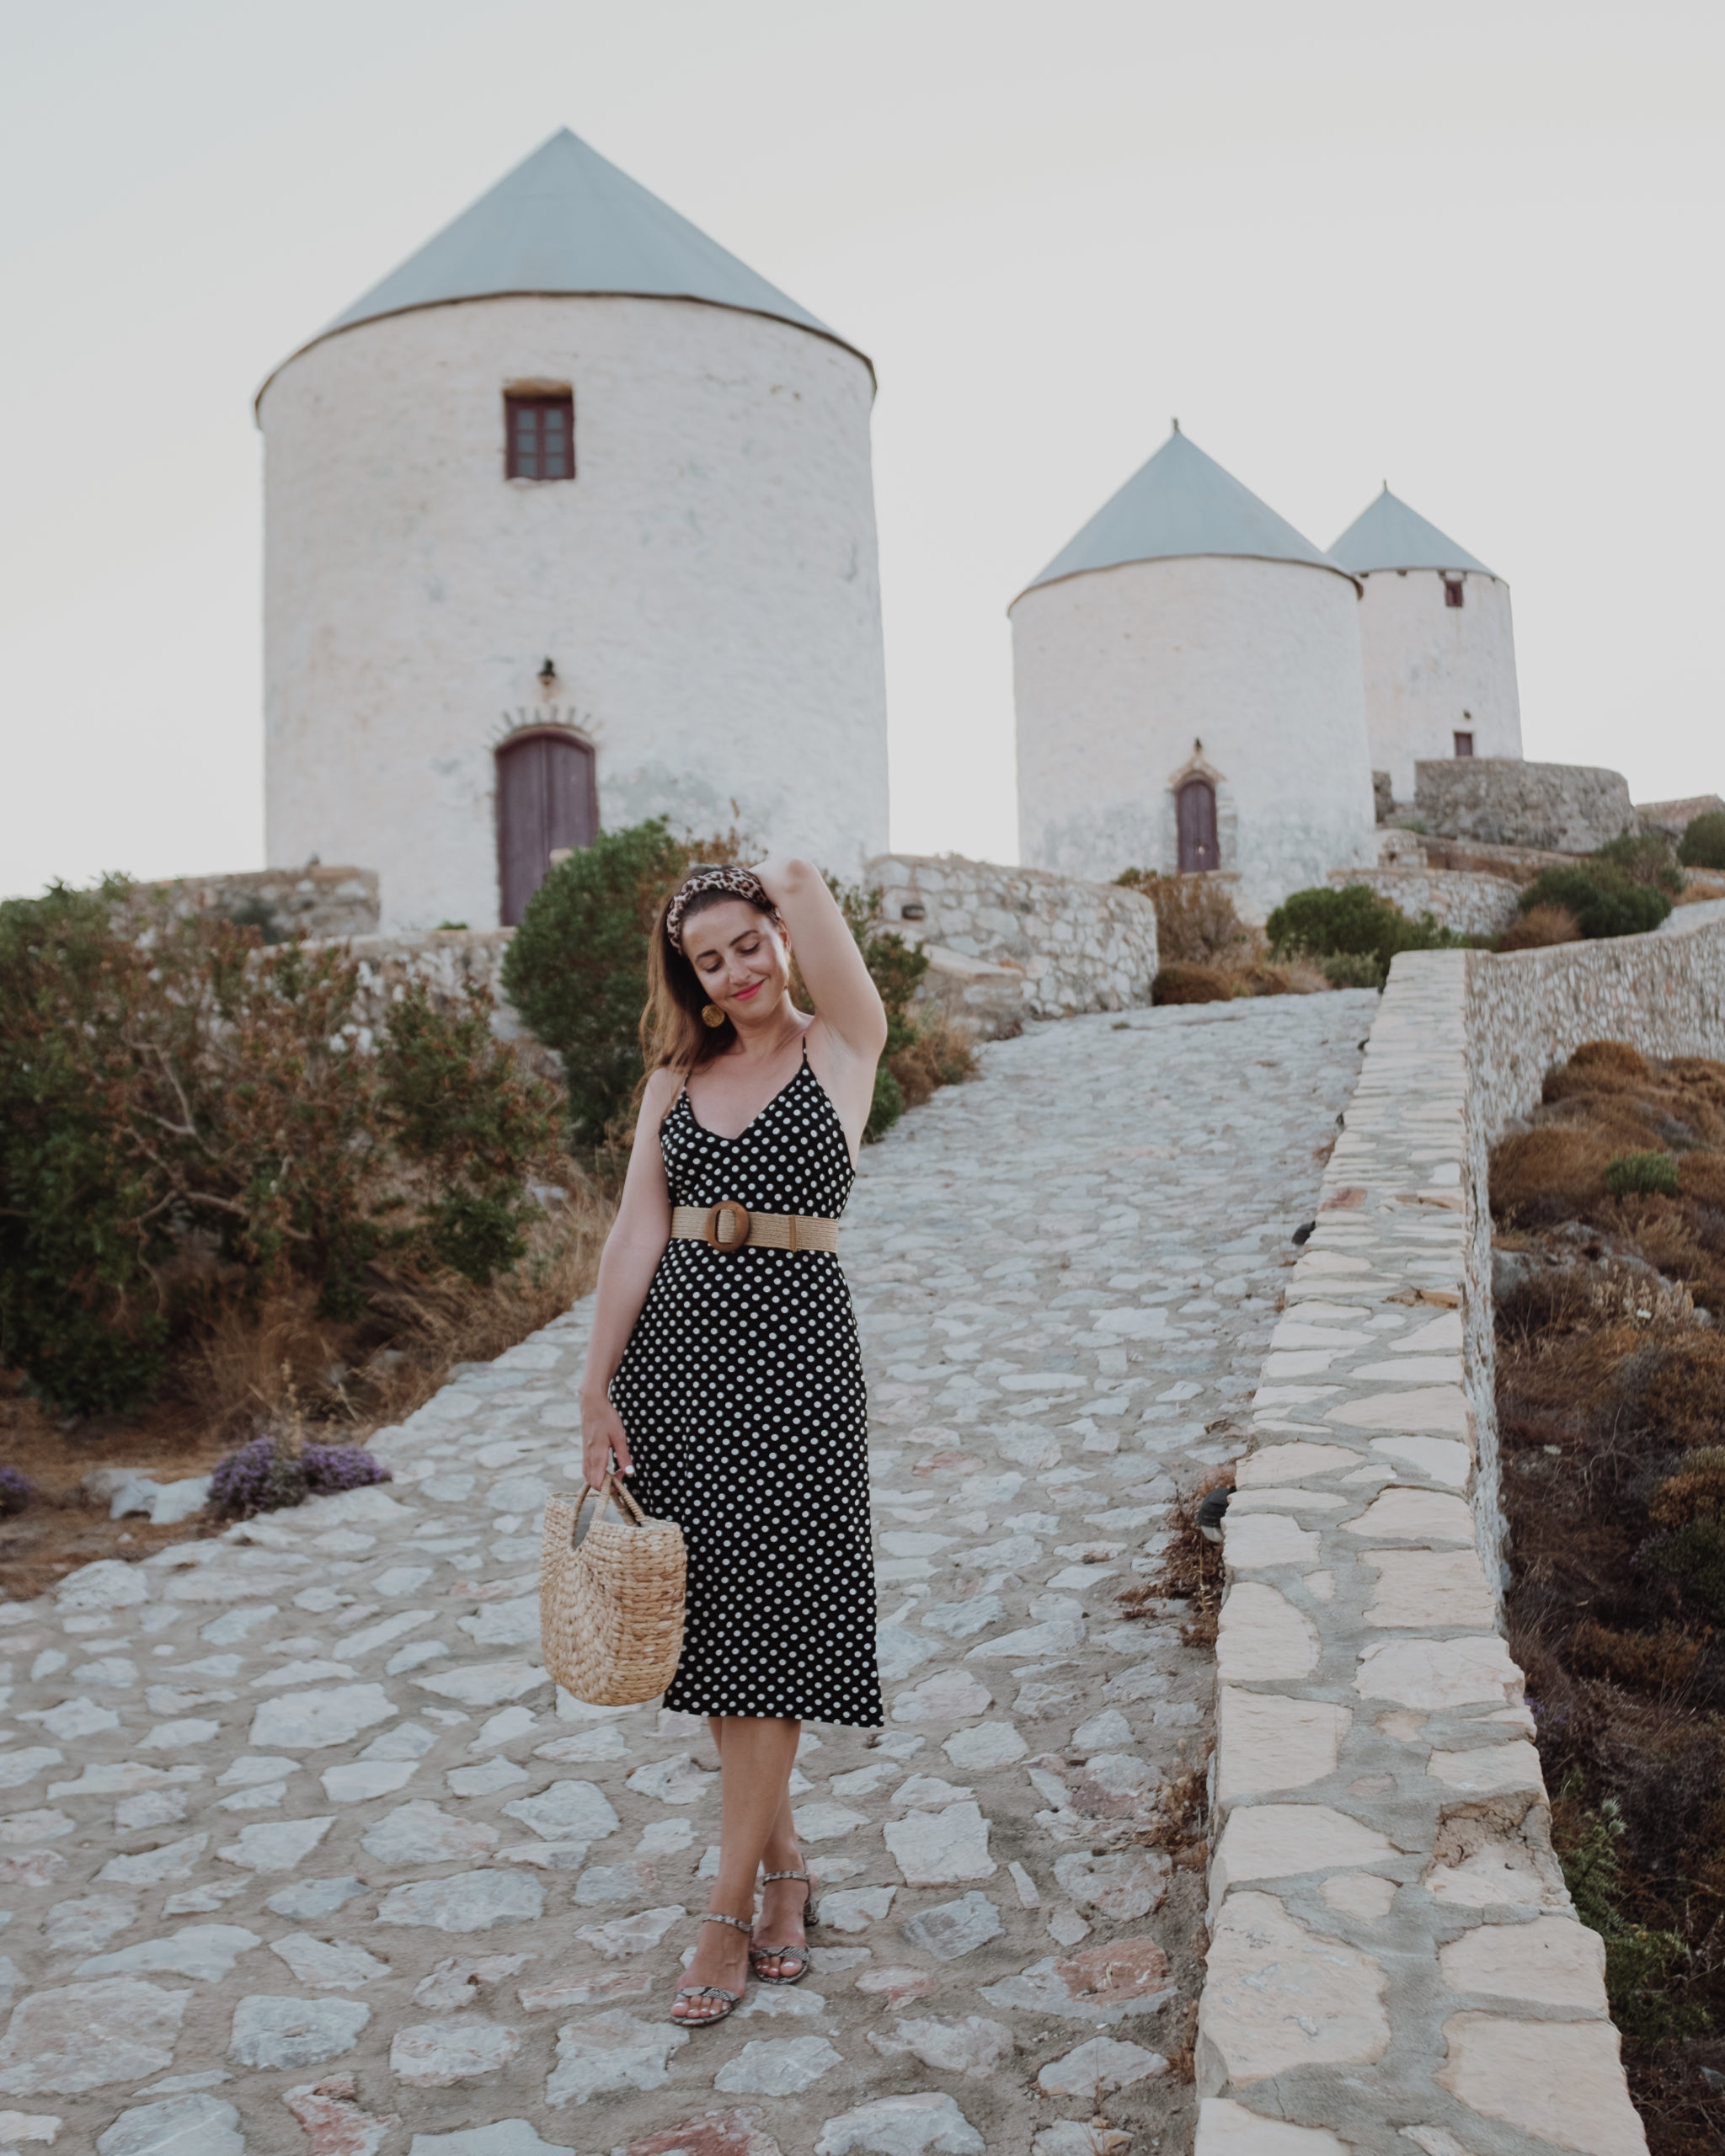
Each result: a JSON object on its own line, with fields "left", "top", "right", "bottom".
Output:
{"left": 749, "top": 1869, "right": 816, "bottom": 1984}
{"left": 670, "top": 1911, "right": 750, "bottom": 2025}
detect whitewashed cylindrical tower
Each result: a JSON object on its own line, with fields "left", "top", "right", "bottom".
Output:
{"left": 1012, "top": 427, "right": 1377, "bottom": 923}
{"left": 259, "top": 129, "right": 889, "bottom": 931}
{"left": 1328, "top": 487, "right": 1521, "bottom": 804}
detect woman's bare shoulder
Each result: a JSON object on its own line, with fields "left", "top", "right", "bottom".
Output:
{"left": 639, "top": 1066, "right": 683, "bottom": 1119}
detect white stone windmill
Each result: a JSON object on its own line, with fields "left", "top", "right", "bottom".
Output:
{"left": 1328, "top": 486, "right": 1522, "bottom": 805}
{"left": 1011, "top": 425, "right": 1377, "bottom": 922}
{"left": 258, "top": 129, "right": 889, "bottom": 931}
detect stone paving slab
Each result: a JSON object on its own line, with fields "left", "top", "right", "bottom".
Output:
{"left": 0, "top": 997, "right": 1372, "bottom": 2154}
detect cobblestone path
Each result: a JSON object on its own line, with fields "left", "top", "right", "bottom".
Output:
{"left": 0, "top": 995, "right": 1375, "bottom": 2156}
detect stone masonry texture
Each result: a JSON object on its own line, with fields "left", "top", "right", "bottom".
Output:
{"left": 0, "top": 995, "right": 1367, "bottom": 2154}
{"left": 1413, "top": 759, "right": 1636, "bottom": 855}
{"left": 1325, "top": 867, "right": 1522, "bottom": 939}
{"left": 130, "top": 867, "right": 382, "bottom": 942}
{"left": 864, "top": 854, "right": 1161, "bottom": 1022}
{"left": 1198, "top": 915, "right": 1725, "bottom": 2156}
{"left": 292, "top": 859, "right": 1158, "bottom": 1064}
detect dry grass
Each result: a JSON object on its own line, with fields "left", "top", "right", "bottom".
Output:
{"left": 1151, "top": 963, "right": 1238, "bottom": 1006}
{"left": 1493, "top": 1040, "right": 1725, "bottom": 2144}
{"left": 362, "top": 1170, "right": 616, "bottom": 1418}
{"left": 1137, "top": 1764, "right": 1210, "bottom": 1862}
{"left": 1499, "top": 903, "right": 1583, "bottom": 951}
{"left": 889, "top": 1010, "right": 979, "bottom": 1109}
{"left": 1493, "top": 1124, "right": 1619, "bottom": 1224}
{"left": 1571, "top": 1619, "right": 1708, "bottom": 1694}
{"left": 1119, "top": 871, "right": 1255, "bottom": 967}
{"left": 1116, "top": 1465, "right": 1232, "bottom": 1647}
{"left": 1122, "top": 875, "right": 1330, "bottom": 1001}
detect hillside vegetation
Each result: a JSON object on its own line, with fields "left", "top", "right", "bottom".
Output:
{"left": 1493, "top": 1040, "right": 1725, "bottom": 2152}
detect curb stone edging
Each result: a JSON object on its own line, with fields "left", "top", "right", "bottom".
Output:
{"left": 1197, "top": 918, "right": 1725, "bottom": 2156}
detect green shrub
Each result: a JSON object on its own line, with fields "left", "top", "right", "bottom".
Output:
{"left": 1266, "top": 885, "right": 1458, "bottom": 973}
{"left": 1647, "top": 1448, "right": 1725, "bottom": 1615}
{"left": 0, "top": 883, "right": 561, "bottom": 1413}
{"left": 825, "top": 878, "right": 933, "bottom": 1144}
{"left": 501, "top": 825, "right": 959, "bottom": 1152}
{"left": 1605, "top": 1150, "right": 1680, "bottom": 1199}
{"left": 1556, "top": 1781, "right": 1709, "bottom": 2052}
{"left": 1592, "top": 832, "right": 1683, "bottom": 894}
{"left": 1677, "top": 810, "right": 1725, "bottom": 871}
{"left": 1516, "top": 864, "right": 1671, "bottom": 941}
{"left": 502, "top": 820, "right": 699, "bottom": 1145}
{"left": 1317, "top": 950, "right": 1386, "bottom": 990}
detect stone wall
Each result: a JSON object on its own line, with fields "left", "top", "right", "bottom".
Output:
{"left": 1327, "top": 865, "right": 1523, "bottom": 937}
{"left": 1637, "top": 792, "right": 1725, "bottom": 842}
{"left": 865, "top": 852, "right": 1159, "bottom": 1020}
{"left": 300, "top": 927, "right": 563, "bottom": 1085}
{"left": 1197, "top": 916, "right": 1725, "bottom": 2156}
{"left": 133, "top": 865, "right": 380, "bottom": 940}
{"left": 1416, "top": 833, "right": 1580, "bottom": 883}
{"left": 1414, "top": 756, "right": 1636, "bottom": 853}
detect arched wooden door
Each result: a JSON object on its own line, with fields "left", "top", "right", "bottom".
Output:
{"left": 1176, "top": 777, "right": 1220, "bottom": 873}
{"left": 496, "top": 731, "right": 598, "bottom": 926}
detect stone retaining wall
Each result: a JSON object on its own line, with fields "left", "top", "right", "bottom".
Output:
{"left": 1327, "top": 866, "right": 1523, "bottom": 938}
{"left": 303, "top": 928, "right": 563, "bottom": 1083}
{"left": 132, "top": 864, "right": 381, "bottom": 939}
{"left": 1414, "top": 758, "right": 1636, "bottom": 853}
{"left": 1197, "top": 915, "right": 1725, "bottom": 2156}
{"left": 1414, "top": 835, "right": 1578, "bottom": 883}
{"left": 865, "top": 852, "right": 1159, "bottom": 1019}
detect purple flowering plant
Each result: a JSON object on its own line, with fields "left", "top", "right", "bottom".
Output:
{"left": 209, "top": 1433, "right": 389, "bottom": 1518}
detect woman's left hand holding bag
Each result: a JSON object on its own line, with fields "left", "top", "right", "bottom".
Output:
{"left": 580, "top": 1390, "right": 633, "bottom": 1492}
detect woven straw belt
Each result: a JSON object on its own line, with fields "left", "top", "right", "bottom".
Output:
{"left": 670, "top": 1201, "right": 841, "bottom": 1254}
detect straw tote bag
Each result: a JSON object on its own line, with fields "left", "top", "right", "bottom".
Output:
{"left": 539, "top": 1476, "right": 686, "bottom": 1707}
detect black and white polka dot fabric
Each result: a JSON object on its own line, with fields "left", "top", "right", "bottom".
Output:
{"left": 610, "top": 1050, "right": 883, "bottom": 1727}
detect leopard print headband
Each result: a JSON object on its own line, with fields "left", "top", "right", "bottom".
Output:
{"left": 664, "top": 865, "right": 782, "bottom": 954}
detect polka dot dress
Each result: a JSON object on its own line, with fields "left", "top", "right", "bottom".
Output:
{"left": 610, "top": 1049, "right": 883, "bottom": 1727}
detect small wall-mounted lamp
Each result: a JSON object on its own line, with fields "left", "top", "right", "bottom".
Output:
{"left": 537, "top": 657, "right": 558, "bottom": 691}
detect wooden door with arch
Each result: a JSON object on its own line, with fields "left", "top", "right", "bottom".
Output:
{"left": 496, "top": 728, "right": 599, "bottom": 924}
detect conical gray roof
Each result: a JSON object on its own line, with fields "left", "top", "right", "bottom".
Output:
{"left": 1328, "top": 486, "right": 1495, "bottom": 577}
{"left": 266, "top": 127, "right": 868, "bottom": 386}
{"left": 1016, "top": 427, "right": 1353, "bottom": 602}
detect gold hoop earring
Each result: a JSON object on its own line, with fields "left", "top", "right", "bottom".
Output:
{"left": 701, "top": 1003, "right": 726, "bottom": 1029}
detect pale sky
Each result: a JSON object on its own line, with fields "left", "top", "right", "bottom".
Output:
{"left": 2, "top": 0, "right": 1721, "bottom": 899}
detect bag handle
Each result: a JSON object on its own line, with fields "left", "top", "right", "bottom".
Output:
{"left": 567, "top": 1473, "right": 647, "bottom": 1543}
{"left": 608, "top": 1475, "right": 650, "bottom": 1527}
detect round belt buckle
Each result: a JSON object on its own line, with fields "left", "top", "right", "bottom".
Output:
{"left": 702, "top": 1200, "right": 752, "bottom": 1251}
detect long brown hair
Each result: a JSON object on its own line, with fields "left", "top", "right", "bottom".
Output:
{"left": 639, "top": 882, "right": 783, "bottom": 1082}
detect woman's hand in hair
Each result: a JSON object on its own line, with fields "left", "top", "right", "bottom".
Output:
{"left": 580, "top": 1392, "right": 633, "bottom": 1491}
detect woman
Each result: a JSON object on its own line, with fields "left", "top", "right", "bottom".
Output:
{"left": 577, "top": 856, "right": 888, "bottom": 2027}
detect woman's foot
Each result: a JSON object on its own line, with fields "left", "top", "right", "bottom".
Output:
{"left": 671, "top": 1910, "right": 751, "bottom": 2025}
{"left": 751, "top": 1866, "right": 814, "bottom": 1983}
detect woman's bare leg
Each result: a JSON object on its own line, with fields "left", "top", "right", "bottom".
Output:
{"left": 753, "top": 1774, "right": 813, "bottom": 1979}
{"left": 672, "top": 1714, "right": 799, "bottom": 2021}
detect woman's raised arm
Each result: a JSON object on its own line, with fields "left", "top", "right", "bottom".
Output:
{"left": 752, "top": 855, "right": 888, "bottom": 1060}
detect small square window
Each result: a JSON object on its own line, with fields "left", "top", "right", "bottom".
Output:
{"left": 1454, "top": 731, "right": 1475, "bottom": 758}
{"left": 1444, "top": 577, "right": 1464, "bottom": 608}
{"left": 505, "top": 393, "right": 575, "bottom": 482}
